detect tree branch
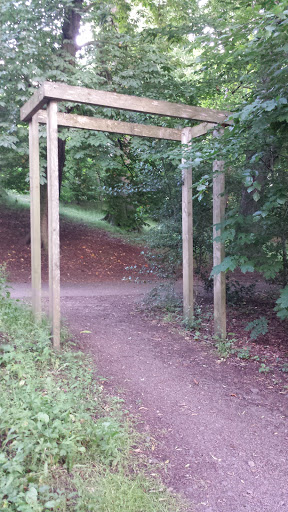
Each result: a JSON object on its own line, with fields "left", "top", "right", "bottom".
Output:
{"left": 76, "top": 39, "right": 100, "bottom": 49}
{"left": 81, "top": 2, "right": 99, "bottom": 12}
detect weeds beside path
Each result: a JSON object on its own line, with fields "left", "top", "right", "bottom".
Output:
{"left": 0, "top": 277, "right": 182, "bottom": 512}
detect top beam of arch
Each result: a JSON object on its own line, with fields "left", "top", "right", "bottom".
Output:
{"left": 20, "top": 81, "right": 232, "bottom": 125}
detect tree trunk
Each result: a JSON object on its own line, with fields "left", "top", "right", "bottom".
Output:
{"left": 39, "top": 0, "right": 82, "bottom": 250}
{"left": 282, "top": 236, "right": 288, "bottom": 287}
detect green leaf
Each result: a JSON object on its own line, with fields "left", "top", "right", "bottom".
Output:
{"left": 275, "top": 286, "right": 288, "bottom": 319}
{"left": 25, "top": 486, "right": 38, "bottom": 505}
{"left": 0, "top": 453, "right": 7, "bottom": 464}
{"left": 193, "top": 157, "right": 202, "bottom": 166}
{"left": 277, "top": 198, "right": 286, "bottom": 205}
{"left": 253, "top": 181, "right": 261, "bottom": 191}
{"left": 262, "top": 99, "right": 277, "bottom": 112}
{"left": 211, "top": 256, "right": 237, "bottom": 275}
{"left": 245, "top": 317, "right": 268, "bottom": 340}
{"left": 240, "top": 263, "right": 254, "bottom": 273}
{"left": 45, "top": 501, "right": 57, "bottom": 509}
{"left": 37, "top": 412, "right": 49, "bottom": 424}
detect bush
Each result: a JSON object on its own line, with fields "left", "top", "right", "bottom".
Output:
{"left": 144, "top": 218, "right": 182, "bottom": 278}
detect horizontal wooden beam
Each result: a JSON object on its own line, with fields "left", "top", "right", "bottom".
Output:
{"left": 37, "top": 110, "right": 182, "bottom": 141}
{"left": 189, "top": 122, "right": 217, "bottom": 138}
{"left": 21, "top": 81, "right": 232, "bottom": 125}
{"left": 37, "top": 110, "right": 216, "bottom": 141}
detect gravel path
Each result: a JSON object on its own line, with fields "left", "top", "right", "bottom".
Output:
{"left": 11, "top": 281, "right": 288, "bottom": 512}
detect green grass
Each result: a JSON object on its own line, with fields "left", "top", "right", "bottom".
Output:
{"left": 60, "top": 202, "right": 124, "bottom": 235}
{"left": 5, "top": 191, "right": 157, "bottom": 243}
{"left": 5, "top": 192, "right": 122, "bottom": 234}
{"left": 0, "top": 267, "right": 184, "bottom": 512}
{"left": 3, "top": 191, "right": 30, "bottom": 209}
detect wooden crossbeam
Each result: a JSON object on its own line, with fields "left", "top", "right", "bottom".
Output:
{"left": 37, "top": 110, "right": 182, "bottom": 141}
{"left": 37, "top": 110, "right": 216, "bottom": 141}
{"left": 20, "top": 81, "right": 232, "bottom": 125}
{"left": 189, "top": 122, "right": 217, "bottom": 138}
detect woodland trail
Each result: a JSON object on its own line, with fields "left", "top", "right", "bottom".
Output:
{"left": 11, "top": 281, "right": 288, "bottom": 512}
{"left": 2, "top": 204, "right": 288, "bottom": 511}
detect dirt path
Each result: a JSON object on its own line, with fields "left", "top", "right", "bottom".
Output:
{"left": 11, "top": 281, "right": 288, "bottom": 512}
{"left": 3, "top": 204, "right": 288, "bottom": 511}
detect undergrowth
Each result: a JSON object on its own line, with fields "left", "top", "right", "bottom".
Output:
{"left": 141, "top": 283, "right": 286, "bottom": 378}
{"left": 0, "top": 268, "right": 182, "bottom": 512}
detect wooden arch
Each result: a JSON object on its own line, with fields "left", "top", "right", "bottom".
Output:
{"left": 20, "top": 82, "right": 229, "bottom": 349}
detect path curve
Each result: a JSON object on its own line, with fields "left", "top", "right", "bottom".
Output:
{"left": 12, "top": 281, "right": 288, "bottom": 512}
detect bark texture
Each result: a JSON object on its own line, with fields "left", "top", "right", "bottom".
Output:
{"left": 40, "top": 0, "right": 82, "bottom": 250}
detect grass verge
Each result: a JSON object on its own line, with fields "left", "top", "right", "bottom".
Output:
{"left": 0, "top": 267, "right": 183, "bottom": 512}
{"left": 5, "top": 192, "right": 156, "bottom": 244}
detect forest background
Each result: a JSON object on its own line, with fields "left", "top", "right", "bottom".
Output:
{"left": 1, "top": 0, "right": 288, "bottom": 320}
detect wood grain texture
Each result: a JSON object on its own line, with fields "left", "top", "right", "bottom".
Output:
{"left": 181, "top": 127, "right": 194, "bottom": 321}
{"left": 29, "top": 116, "right": 41, "bottom": 320}
{"left": 37, "top": 111, "right": 217, "bottom": 141}
{"left": 47, "top": 101, "right": 61, "bottom": 350}
{"left": 213, "top": 161, "right": 226, "bottom": 339}
{"left": 21, "top": 81, "right": 232, "bottom": 124}
{"left": 189, "top": 122, "right": 217, "bottom": 138}
{"left": 37, "top": 110, "right": 182, "bottom": 141}
{"left": 20, "top": 84, "right": 46, "bottom": 121}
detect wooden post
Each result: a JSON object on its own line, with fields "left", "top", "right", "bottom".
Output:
{"left": 181, "top": 127, "right": 194, "bottom": 322}
{"left": 29, "top": 116, "right": 41, "bottom": 320}
{"left": 213, "top": 148, "right": 226, "bottom": 339}
{"left": 47, "top": 101, "right": 61, "bottom": 349}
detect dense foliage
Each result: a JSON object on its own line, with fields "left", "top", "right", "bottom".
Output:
{"left": 0, "top": 0, "right": 288, "bottom": 316}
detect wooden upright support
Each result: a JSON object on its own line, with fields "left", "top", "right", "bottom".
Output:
{"left": 181, "top": 127, "right": 194, "bottom": 322}
{"left": 29, "top": 116, "right": 41, "bottom": 320}
{"left": 47, "top": 101, "right": 61, "bottom": 349}
{"left": 213, "top": 155, "right": 226, "bottom": 339}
